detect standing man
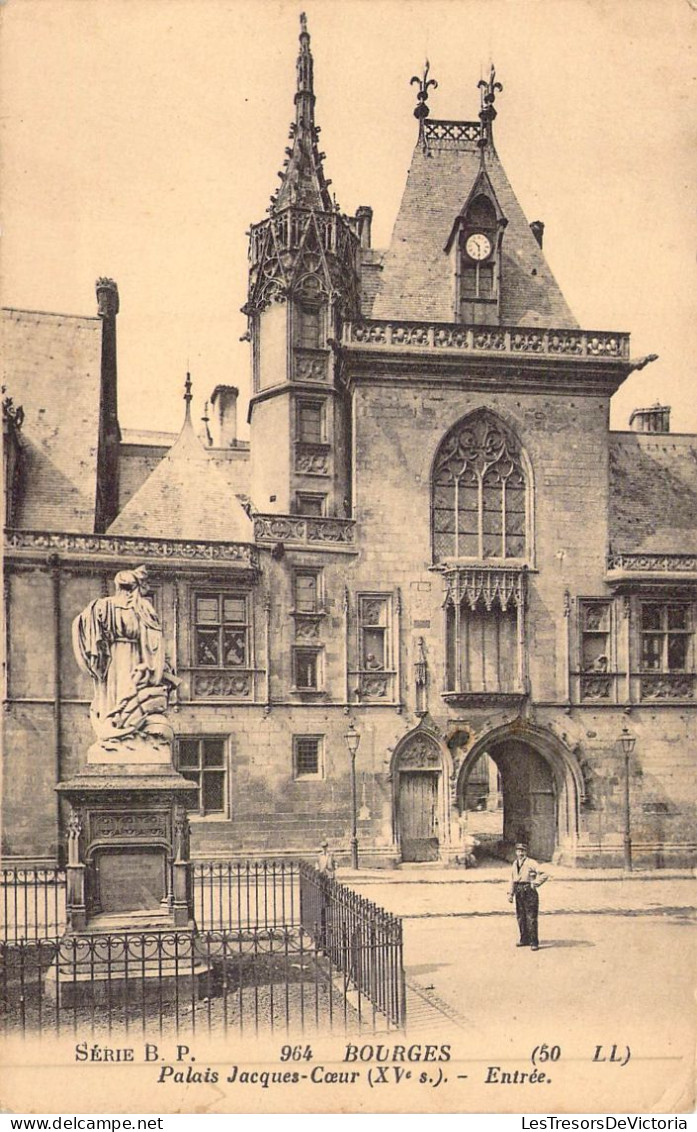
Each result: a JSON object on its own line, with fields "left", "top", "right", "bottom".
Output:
{"left": 508, "top": 841, "right": 548, "bottom": 950}
{"left": 317, "top": 839, "right": 336, "bottom": 879}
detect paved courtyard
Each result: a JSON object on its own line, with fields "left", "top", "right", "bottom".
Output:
{"left": 345, "top": 866, "right": 697, "bottom": 1112}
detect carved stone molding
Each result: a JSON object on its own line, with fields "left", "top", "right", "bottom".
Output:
{"left": 442, "top": 566, "right": 526, "bottom": 612}
{"left": 640, "top": 673, "right": 695, "bottom": 701}
{"left": 91, "top": 811, "right": 168, "bottom": 842}
{"left": 192, "top": 670, "right": 252, "bottom": 699}
{"left": 396, "top": 734, "right": 442, "bottom": 770}
{"left": 607, "top": 553, "right": 697, "bottom": 574}
{"left": 359, "top": 673, "right": 390, "bottom": 699}
{"left": 580, "top": 674, "right": 614, "bottom": 700}
{"left": 6, "top": 529, "right": 258, "bottom": 566}
{"left": 295, "top": 443, "right": 330, "bottom": 475}
{"left": 344, "top": 320, "right": 629, "bottom": 360}
{"left": 294, "top": 617, "right": 321, "bottom": 642}
{"left": 294, "top": 351, "right": 329, "bottom": 382}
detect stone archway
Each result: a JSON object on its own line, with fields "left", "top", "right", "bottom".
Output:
{"left": 391, "top": 730, "right": 451, "bottom": 863}
{"left": 457, "top": 722, "right": 583, "bottom": 863}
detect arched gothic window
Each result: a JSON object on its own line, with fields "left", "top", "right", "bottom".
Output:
{"left": 432, "top": 411, "right": 528, "bottom": 563}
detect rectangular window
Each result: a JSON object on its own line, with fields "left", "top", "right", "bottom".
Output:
{"left": 194, "top": 591, "right": 248, "bottom": 668}
{"left": 297, "top": 400, "right": 324, "bottom": 444}
{"left": 359, "top": 595, "right": 390, "bottom": 670}
{"left": 293, "top": 647, "right": 322, "bottom": 690}
{"left": 293, "top": 735, "right": 323, "bottom": 779}
{"left": 298, "top": 306, "right": 321, "bottom": 350}
{"left": 580, "top": 601, "right": 611, "bottom": 672}
{"left": 295, "top": 492, "right": 326, "bottom": 517}
{"left": 641, "top": 602, "right": 691, "bottom": 672}
{"left": 294, "top": 570, "right": 321, "bottom": 613}
{"left": 177, "top": 737, "right": 227, "bottom": 816}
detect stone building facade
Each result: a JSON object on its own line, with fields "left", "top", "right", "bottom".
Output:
{"left": 3, "top": 21, "right": 696, "bottom": 868}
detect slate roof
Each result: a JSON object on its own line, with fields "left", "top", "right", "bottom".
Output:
{"left": 109, "top": 405, "right": 253, "bottom": 543}
{"left": 609, "top": 432, "right": 697, "bottom": 555}
{"left": 2, "top": 308, "right": 103, "bottom": 532}
{"left": 371, "top": 135, "right": 578, "bottom": 327}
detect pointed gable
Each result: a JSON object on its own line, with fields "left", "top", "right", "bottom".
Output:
{"left": 372, "top": 133, "right": 578, "bottom": 329}
{"left": 108, "top": 387, "right": 252, "bottom": 543}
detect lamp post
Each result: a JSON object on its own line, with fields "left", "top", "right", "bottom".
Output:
{"left": 618, "top": 723, "right": 636, "bottom": 872}
{"left": 345, "top": 722, "right": 361, "bottom": 869}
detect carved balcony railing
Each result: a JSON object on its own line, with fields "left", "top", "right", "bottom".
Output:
{"left": 342, "top": 320, "right": 630, "bottom": 360}
{"left": 607, "top": 553, "right": 697, "bottom": 575}
{"left": 639, "top": 672, "right": 696, "bottom": 701}
{"left": 253, "top": 514, "right": 356, "bottom": 550}
{"left": 4, "top": 529, "right": 259, "bottom": 567}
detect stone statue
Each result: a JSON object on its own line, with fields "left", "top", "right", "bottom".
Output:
{"left": 73, "top": 566, "right": 178, "bottom": 751}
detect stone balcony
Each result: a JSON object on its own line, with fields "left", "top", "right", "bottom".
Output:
{"left": 342, "top": 319, "right": 630, "bottom": 360}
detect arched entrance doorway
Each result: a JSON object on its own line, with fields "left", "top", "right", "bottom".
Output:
{"left": 392, "top": 731, "right": 450, "bottom": 862}
{"left": 457, "top": 724, "right": 582, "bottom": 863}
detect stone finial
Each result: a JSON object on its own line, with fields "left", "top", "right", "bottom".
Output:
{"left": 96, "top": 277, "right": 119, "bottom": 318}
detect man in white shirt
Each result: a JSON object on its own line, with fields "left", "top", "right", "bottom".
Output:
{"left": 507, "top": 841, "right": 548, "bottom": 950}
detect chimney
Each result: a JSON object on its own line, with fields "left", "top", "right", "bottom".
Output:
{"left": 355, "top": 205, "right": 373, "bottom": 249}
{"left": 210, "top": 385, "right": 239, "bottom": 447}
{"left": 530, "top": 221, "right": 545, "bottom": 249}
{"left": 629, "top": 403, "right": 671, "bottom": 434}
{"left": 94, "top": 277, "right": 120, "bottom": 532}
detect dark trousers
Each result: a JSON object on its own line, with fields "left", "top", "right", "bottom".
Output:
{"left": 514, "top": 883, "right": 539, "bottom": 946}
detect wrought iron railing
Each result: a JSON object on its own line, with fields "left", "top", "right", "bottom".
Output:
{"left": 0, "top": 861, "right": 407, "bottom": 1033}
{"left": 0, "top": 928, "right": 347, "bottom": 1037}
{"left": 192, "top": 860, "right": 300, "bottom": 931}
{"left": 298, "top": 862, "right": 406, "bottom": 1030}
{"left": 1, "top": 869, "right": 67, "bottom": 944}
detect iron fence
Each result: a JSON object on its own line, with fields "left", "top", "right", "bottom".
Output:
{"left": 1, "top": 869, "right": 66, "bottom": 943}
{"left": 299, "top": 862, "right": 406, "bottom": 1030}
{"left": 192, "top": 860, "right": 299, "bottom": 931}
{"left": 0, "top": 860, "right": 406, "bottom": 1032}
{"left": 0, "top": 927, "right": 351, "bottom": 1038}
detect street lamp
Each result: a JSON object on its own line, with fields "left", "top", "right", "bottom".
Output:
{"left": 618, "top": 723, "right": 636, "bottom": 872}
{"left": 345, "top": 722, "right": 361, "bottom": 869}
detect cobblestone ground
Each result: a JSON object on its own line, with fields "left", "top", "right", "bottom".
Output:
{"left": 346, "top": 868, "right": 697, "bottom": 1111}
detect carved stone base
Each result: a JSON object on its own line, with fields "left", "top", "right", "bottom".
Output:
{"left": 56, "top": 761, "right": 197, "bottom": 933}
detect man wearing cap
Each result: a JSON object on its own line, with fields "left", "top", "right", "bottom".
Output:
{"left": 317, "top": 839, "right": 336, "bottom": 880}
{"left": 508, "top": 842, "right": 548, "bottom": 950}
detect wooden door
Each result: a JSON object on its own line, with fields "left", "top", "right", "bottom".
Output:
{"left": 399, "top": 772, "right": 439, "bottom": 862}
{"left": 498, "top": 742, "right": 556, "bottom": 862}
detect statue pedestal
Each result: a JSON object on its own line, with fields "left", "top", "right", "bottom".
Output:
{"left": 56, "top": 761, "right": 198, "bottom": 932}
{"left": 51, "top": 761, "right": 204, "bottom": 1008}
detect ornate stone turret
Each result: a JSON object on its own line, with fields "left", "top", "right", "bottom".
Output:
{"left": 245, "top": 15, "right": 359, "bottom": 519}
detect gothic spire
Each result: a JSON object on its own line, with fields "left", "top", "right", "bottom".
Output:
{"left": 272, "top": 13, "right": 334, "bottom": 213}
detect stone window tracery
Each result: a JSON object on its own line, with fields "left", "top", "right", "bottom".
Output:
{"left": 432, "top": 411, "right": 528, "bottom": 563}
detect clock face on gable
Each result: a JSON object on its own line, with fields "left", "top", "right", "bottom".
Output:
{"left": 465, "top": 233, "right": 492, "bottom": 261}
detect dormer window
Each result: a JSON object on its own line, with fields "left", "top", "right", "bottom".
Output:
{"left": 460, "top": 196, "right": 497, "bottom": 313}
{"left": 446, "top": 171, "right": 507, "bottom": 326}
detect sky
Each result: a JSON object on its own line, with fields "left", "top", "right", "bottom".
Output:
{"left": 2, "top": 0, "right": 696, "bottom": 436}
